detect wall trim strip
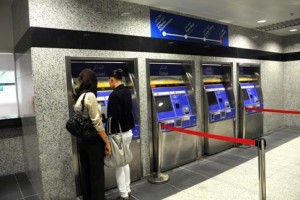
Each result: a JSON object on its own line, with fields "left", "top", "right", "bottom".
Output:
{"left": 14, "top": 27, "right": 300, "bottom": 62}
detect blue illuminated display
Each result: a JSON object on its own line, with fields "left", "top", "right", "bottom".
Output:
{"left": 204, "top": 84, "right": 235, "bottom": 123}
{"left": 240, "top": 82, "right": 263, "bottom": 115}
{"left": 152, "top": 86, "right": 197, "bottom": 129}
{"left": 150, "top": 10, "right": 229, "bottom": 46}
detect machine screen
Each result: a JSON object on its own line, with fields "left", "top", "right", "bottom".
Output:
{"left": 242, "top": 89, "right": 250, "bottom": 100}
{"left": 207, "top": 92, "right": 218, "bottom": 106}
{"left": 155, "top": 96, "right": 173, "bottom": 113}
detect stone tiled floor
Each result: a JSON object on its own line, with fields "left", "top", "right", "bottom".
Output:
{"left": 106, "top": 128, "right": 300, "bottom": 200}
{"left": 1, "top": 128, "right": 299, "bottom": 200}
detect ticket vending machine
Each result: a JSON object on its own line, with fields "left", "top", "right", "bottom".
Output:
{"left": 238, "top": 64, "right": 263, "bottom": 139}
{"left": 66, "top": 58, "right": 141, "bottom": 193}
{"left": 148, "top": 60, "right": 198, "bottom": 172}
{"left": 202, "top": 63, "right": 236, "bottom": 155}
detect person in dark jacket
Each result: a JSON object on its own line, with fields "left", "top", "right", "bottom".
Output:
{"left": 107, "top": 69, "right": 134, "bottom": 200}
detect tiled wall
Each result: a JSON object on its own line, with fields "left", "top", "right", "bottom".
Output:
{"left": 283, "top": 34, "right": 300, "bottom": 53}
{"left": 0, "top": 127, "right": 24, "bottom": 176}
{"left": 28, "top": 0, "right": 282, "bottom": 52}
{"left": 283, "top": 34, "right": 300, "bottom": 128}
{"left": 283, "top": 60, "right": 300, "bottom": 128}
{"left": 29, "top": 0, "right": 149, "bottom": 37}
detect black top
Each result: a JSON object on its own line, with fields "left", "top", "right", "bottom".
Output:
{"left": 107, "top": 84, "right": 134, "bottom": 133}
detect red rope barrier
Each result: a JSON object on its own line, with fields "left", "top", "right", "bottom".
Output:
{"left": 245, "top": 107, "right": 300, "bottom": 115}
{"left": 161, "top": 124, "right": 256, "bottom": 146}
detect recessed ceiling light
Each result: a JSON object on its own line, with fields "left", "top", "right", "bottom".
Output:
{"left": 257, "top": 20, "right": 267, "bottom": 23}
{"left": 289, "top": 29, "right": 298, "bottom": 32}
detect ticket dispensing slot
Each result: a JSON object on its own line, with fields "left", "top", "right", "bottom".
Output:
{"left": 150, "top": 61, "right": 197, "bottom": 172}
{"left": 202, "top": 63, "right": 235, "bottom": 155}
{"left": 69, "top": 59, "right": 141, "bottom": 192}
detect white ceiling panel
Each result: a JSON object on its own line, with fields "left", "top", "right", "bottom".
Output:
{"left": 122, "top": 0, "right": 300, "bottom": 36}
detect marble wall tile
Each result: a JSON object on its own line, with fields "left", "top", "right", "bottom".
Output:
{"left": 283, "top": 34, "right": 300, "bottom": 53}
{"left": 0, "top": 136, "right": 25, "bottom": 176}
{"left": 31, "top": 49, "right": 76, "bottom": 199}
{"left": 118, "top": 1, "right": 149, "bottom": 37}
{"left": 283, "top": 61, "right": 300, "bottom": 128}
{"left": 229, "top": 25, "right": 283, "bottom": 53}
{"left": 260, "top": 60, "right": 285, "bottom": 132}
{"left": 29, "top": 0, "right": 149, "bottom": 37}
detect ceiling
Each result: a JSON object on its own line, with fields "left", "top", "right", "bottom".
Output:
{"left": 122, "top": 0, "right": 300, "bottom": 36}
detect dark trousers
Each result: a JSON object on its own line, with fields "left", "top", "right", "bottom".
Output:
{"left": 78, "top": 138, "right": 106, "bottom": 200}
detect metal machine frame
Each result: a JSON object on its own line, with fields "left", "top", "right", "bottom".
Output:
{"left": 65, "top": 57, "right": 142, "bottom": 195}
{"left": 237, "top": 63, "right": 263, "bottom": 139}
{"left": 146, "top": 59, "right": 198, "bottom": 172}
{"left": 201, "top": 62, "right": 235, "bottom": 155}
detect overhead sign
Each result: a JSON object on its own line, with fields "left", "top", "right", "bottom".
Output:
{"left": 150, "top": 10, "right": 229, "bottom": 46}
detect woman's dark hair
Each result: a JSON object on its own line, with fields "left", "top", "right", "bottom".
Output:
{"left": 75, "top": 69, "right": 97, "bottom": 101}
{"left": 109, "top": 69, "right": 123, "bottom": 80}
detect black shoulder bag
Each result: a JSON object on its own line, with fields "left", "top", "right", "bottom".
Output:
{"left": 66, "top": 94, "right": 99, "bottom": 140}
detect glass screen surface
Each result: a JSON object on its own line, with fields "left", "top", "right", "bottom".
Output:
{"left": 155, "top": 96, "right": 173, "bottom": 112}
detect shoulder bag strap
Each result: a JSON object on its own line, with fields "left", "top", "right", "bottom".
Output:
{"left": 117, "top": 123, "right": 123, "bottom": 134}
{"left": 107, "top": 117, "right": 112, "bottom": 135}
{"left": 80, "top": 93, "right": 87, "bottom": 112}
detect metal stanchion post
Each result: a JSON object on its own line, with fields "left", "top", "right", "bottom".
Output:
{"left": 257, "top": 138, "right": 266, "bottom": 200}
{"left": 148, "top": 122, "right": 169, "bottom": 184}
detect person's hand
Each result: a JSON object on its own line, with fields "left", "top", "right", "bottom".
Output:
{"left": 105, "top": 142, "right": 111, "bottom": 155}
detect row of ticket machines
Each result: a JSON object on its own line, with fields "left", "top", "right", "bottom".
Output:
{"left": 67, "top": 59, "right": 263, "bottom": 194}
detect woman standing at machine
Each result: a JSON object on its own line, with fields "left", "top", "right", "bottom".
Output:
{"left": 74, "top": 69, "right": 111, "bottom": 200}
{"left": 107, "top": 69, "right": 134, "bottom": 200}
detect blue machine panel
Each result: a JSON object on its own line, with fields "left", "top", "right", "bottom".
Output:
{"left": 204, "top": 84, "right": 235, "bottom": 123}
{"left": 240, "top": 82, "right": 263, "bottom": 115}
{"left": 97, "top": 91, "right": 140, "bottom": 140}
{"left": 152, "top": 86, "right": 196, "bottom": 130}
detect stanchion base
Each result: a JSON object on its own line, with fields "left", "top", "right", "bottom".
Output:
{"left": 237, "top": 145, "right": 251, "bottom": 149}
{"left": 148, "top": 173, "right": 169, "bottom": 184}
